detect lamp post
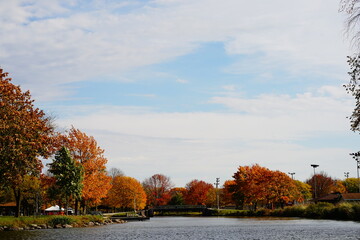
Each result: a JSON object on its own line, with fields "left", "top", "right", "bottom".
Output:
{"left": 288, "top": 172, "right": 295, "bottom": 180}
{"left": 311, "top": 164, "right": 319, "bottom": 200}
{"left": 214, "top": 178, "right": 220, "bottom": 209}
{"left": 350, "top": 152, "right": 360, "bottom": 193}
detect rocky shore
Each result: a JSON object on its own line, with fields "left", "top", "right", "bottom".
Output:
{"left": 0, "top": 218, "right": 126, "bottom": 231}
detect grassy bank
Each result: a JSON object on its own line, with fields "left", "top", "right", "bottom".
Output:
{"left": 0, "top": 215, "right": 105, "bottom": 229}
{"left": 207, "top": 202, "right": 360, "bottom": 221}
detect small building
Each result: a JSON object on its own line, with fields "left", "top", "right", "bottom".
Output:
{"left": 0, "top": 202, "right": 16, "bottom": 216}
{"left": 341, "top": 193, "right": 360, "bottom": 202}
{"left": 316, "top": 193, "right": 360, "bottom": 204}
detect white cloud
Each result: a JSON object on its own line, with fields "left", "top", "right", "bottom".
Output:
{"left": 54, "top": 85, "right": 357, "bottom": 185}
{"left": 0, "top": 0, "right": 350, "bottom": 101}
{"left": 222, "top": 85, "right": 236, "bottom": 91}
{"left": 176, "top": 78, "right": 189, "bottom": 84}
{"left": 126, "top": 93, "right": 157, "bottom": 98}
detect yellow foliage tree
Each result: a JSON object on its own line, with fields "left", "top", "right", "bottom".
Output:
{"left": 106, "top": 176, "right": 147, "bottom": 210}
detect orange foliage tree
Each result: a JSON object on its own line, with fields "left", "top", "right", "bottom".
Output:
{"left": 105, "top": 176, "right": 146, "bottom": 210}
{"left": 233, "top": 164, "right": 300, "bottom": 209}
{"left": 0, "top": 68, "right": 56, "bottom": 217}
{"left": 184, "top": 179, "right": 214, "bottom": 206}
{"left": 60, "top": 127, "right": 111, "bottom": 212}
{"left": 142, "top": 174, "right": 173, "bottom": 206}
{"left": 222, "top": 180, "right": 237, "bottom": 206}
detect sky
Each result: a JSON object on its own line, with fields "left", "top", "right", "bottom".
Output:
{"left": 0, "top": 0, "right": 359, "bottom": 187}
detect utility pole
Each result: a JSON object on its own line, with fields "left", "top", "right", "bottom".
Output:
{"left": 214, "top": 178, "right": 220, "bottom": 209}
{"left": 288, "top": 172, "right": 295, "bottom": 180}
{"left": 350, "top": 152, "right": 360, "bottom": 193}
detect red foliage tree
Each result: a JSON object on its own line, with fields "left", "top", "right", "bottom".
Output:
{"left": 0, "top": 68, "right": 56, "bottom": 217}
{"left": 142, "top": 174, "right": 173, "bottom": 206}
{"left": 306, "top": 172, "right": 337, "bottom": 198}
{"left": 184, "top": 179, "right": 214, "bottom": 206}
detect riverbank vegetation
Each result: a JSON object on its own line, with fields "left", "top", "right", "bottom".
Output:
{"left": 206, "top": 202, "right": 360, "bottom": 221}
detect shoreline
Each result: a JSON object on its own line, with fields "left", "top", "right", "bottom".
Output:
{"left": 0, "top": 215, "right": 126, "bottom": 231}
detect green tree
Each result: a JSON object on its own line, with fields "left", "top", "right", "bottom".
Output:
{"left": 49, "top": 147, "right": 83, "bottom": 215}
{"left": 0, "top": 68, "right": 56, "bottom": 217}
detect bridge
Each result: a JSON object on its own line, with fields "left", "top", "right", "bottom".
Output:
{"left": 149, "top": 205, "right": 208, "bottom": 214}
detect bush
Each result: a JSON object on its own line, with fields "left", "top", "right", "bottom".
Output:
{"left": 351, "top": 203, "right": 360, "bottom": 221}
{"left": 48, "top": 216, "right": 74, "bottom": 226}
{"left": 281, "top": 205, "right": 306, "bottom": 217}
{"left": 304, "top": 202, "right": 333, "bottom": 219}
{"left": 328, "top": 203, "right": 354, "bottom": 220}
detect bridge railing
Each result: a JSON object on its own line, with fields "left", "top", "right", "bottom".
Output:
{"left": 151, "top": 205, "right": 207, "bottom": 211}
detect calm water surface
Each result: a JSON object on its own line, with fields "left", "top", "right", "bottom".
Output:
{"left": 1, "top": 216, "right": 360, "bottom": 240}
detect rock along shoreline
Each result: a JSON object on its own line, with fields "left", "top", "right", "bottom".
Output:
{"left": 0, "top": 218, "right": 127, "bottom": 231}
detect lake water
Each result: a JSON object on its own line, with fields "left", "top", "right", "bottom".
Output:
{"left": 1, "top": 216, "right": 360, "bottom": 240}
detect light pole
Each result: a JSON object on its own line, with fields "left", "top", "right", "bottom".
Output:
{"left": 311, "top": 164, "right": 319, "bottom": 200}
{"left": 288, "top": 172, "right": 295, "bottom": 180}
{"left": 214, "top": 178, "right": 220, "bottom": 209}
{"left": 350, "top": 152, "right": 360, "bottom": 193}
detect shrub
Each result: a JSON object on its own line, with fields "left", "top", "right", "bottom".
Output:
{"left": 304, "top": 202, "right": 333, "bottom": 219}
{"left": 48, "top": 216, "right": 74, "bottom": 226}
{"left": 329, "top": 203, "right": 354, "bottom": 220}
{"left": 351, "top": 203, "right": 360, "bottom": 221}
{"left": 281, "top": 205, "right": 306, "bottom": 217}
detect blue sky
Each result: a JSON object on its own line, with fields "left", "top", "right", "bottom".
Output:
{"left": 1, "top": 0, "right": 359, "bottom": 186}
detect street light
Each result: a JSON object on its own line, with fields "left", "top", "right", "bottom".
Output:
{"left": 350, "top": 152, "right": 360, "bottom": 193}
{"left": 311, "top": 164, "right": 319, "bottom": 200}
{"left": 288, "top": 172, "right": 295, "bottom": 180}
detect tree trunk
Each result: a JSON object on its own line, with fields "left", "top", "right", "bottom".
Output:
{"left": 13, "top": 188, "right": 21, "bottom": 217}
{"left": 75, "top": 199, "right": 79, "bottom": 215}
{"left": 65, "top": 197, "right": 69, "bottom": 215}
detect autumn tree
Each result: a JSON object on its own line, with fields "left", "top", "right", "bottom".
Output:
{"left": 306, "top": 172, "right": 336, "bottom": 198}
{"left": 60, "top": 127, "right": 111, "bottom": 213}
{"left": 142, "top": 174, "right": 173, "bottom": 206}
{"left": 49, "top": 147, "right": 83, "bottom": 215}
{"left": 233, "top": 164, "right": 300, "bottom": 210}
{"left": 184, "top": 179, "right": 214, "bottom": 206}
{"left": 343, "top": 177, "right": 360, "bottom": 192}
{"left": 105, "top": 176, "right": 146, "bottom": 210}
{"left": 293, "top": 180, "right": 312, "bottom": 202}
{"left": 40, "top": 173, "right": 58, "bottom": 208}
{"left": 222, "top": 180, "right": 237, "bottom": 206}
{"left": 168, "top": 187, "right": 186, "bottom": 205}
{"left": 0, "top": 68, "right": 56, "bottom": 217}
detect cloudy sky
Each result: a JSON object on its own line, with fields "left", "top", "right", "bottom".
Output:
{"left": 1, "top": 0, "right": 359, "bottom": 186}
